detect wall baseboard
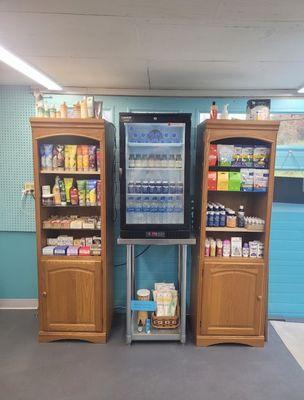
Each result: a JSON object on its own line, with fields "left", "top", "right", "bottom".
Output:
{"left": 0, "top": 299, "right": 38, "bottom": 309}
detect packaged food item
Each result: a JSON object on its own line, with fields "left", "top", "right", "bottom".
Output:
{"left": 40, "top": 145, "right": 46, "bottom": 169}
{"left": 42, "top": 185, "right": 51, "bottom": 197}
{"left": 210, "top": 239, "right": 216, "bottom": 257}
{"left": 80, "top": 97, "right": 88, "bottom": 118}
{"left": 217, "top": 172, "right": 229, "bottom": 191}
{"left": 242, "top": 243, "right": 249, "bottom": 257}
{"left": 241, "top": 168, "right": 254, "bottom": 192}
{"left": 67, "top": 246, "right": 80, "bottom": 256}
{"left": 82, "top": 145, "right": 89, "bottom": 171}
{"left": 73, "top": 102, "right": 81, "bottom": 118}
{"left": 70, "top": 185, "right": 79, "bottom": 205}
{"left": 86, "top": 180, "right": 97, "bottom": 206}
{"left": 69, "top": 218, "right": 82, "bottom": 229}
{"left": 96, "top": 148, "right": 101, "bottom": 171}
{"left": 208, "top": 144, "right": 217, "bottom": 166}
{"left": 47, "top": 238, "right": 58, "bottom": 246}
{"left": 57, "top": 235, "right": 73, "bottom": 246}
{"left": 90, "top": 244, "right": 101, "bottom": 256}
{"left": 63, "top": 178, "right": 73, "bottom": 204}
{"left": 226, "top": 211, "right": 237, "bottom": 228}
{"left": 254, "top": 169, "right": 269, "bottom": 192}
{"left": 88, "top": 145, "right": 97, "bottom": 171}
{"left": 60, "top": 102, "right": 68, "bottom": 118}
{"left": 69, "top": 145, "right": 77, "bottom": 171}
{"left": 52, "top": 177, "right": 61, "bottom": 206}
{"left": 56, "top": 145, "right": 65, "bottom": 170}
{"left": 208, "top": 171, "right": 217, "bottom": 191}
{"left": 42, "top": 194, "right": 54, "bottom": 206}
{"left": 228, "top": 171, "right": 241, "bottom": 191}
{"left": 44, "top": 144, "right": 53, "bottom": 170}
{"left": 217, "top": 145, "right": 234, "bottom": 166}
{"left": 257, "top": 242, "right": 264, "bottom": 258}
{"left": 93, "top": 236, "right": 101, "bottom": 245}
{"left": 42, "top": 246, "right": 55, "bottom": 255}
{"left": 249, "top": 241, "right": 258, "bottom": 258}
{"left": 83, "top": 218, "right": 96, "bottom": 229}
{"left": 87, "top": 96, "right": 94, "bottom": 118}
{"left": 96, "top": 180, "right": 101, "bottom": 206}
{"left": 77, "top": 145, "right": 83, "bottom": 171}
{"left": 65, "top": 145, "right": 71, "bottom": 171}
{"left": 232, "top": 145, "right": 243, "bottom": 167}
{"left": 79, "top": 246, "right": 91, "bottom": 256}
{"left": 58, "top": 178, "right": 67, "bottom": 206}
{"left": 77, "top": 180, "right": 86, "bottom": 206}
{"left": 231, "top": 237, "right": 242, "bottom": 257}
{"left": 216, "top": 239, "right": 223, "bottom": 257}
{"left": 54, "top": 245, "right": 68, "bottom": 255}
{"left": 246, "top": 99, "right": 270, "bottom": 120}
{"left": 241, "top": 146, "right": 254, "bottom": 167}
{"left": 205, "top": 238, "right": 210, "bottom": 257}
{"left": 223, "top": 240, "right": 231, "bottom": 257}
{"left": 253, "top": 146, "right": 270, "bottom": 168}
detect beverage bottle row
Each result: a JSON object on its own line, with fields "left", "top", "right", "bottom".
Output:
{"left": 128, "top": 180, "right": 183, "bottom": 195}
{"left": 126, "top": 196, "right": 183, "bottom": 224}
{"left": 128, "top": 131, "right": 181, "bottom": 144}
{"left": 129, "top": 154, "right": 182, "bottom": 169}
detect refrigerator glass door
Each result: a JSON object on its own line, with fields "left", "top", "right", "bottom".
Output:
{"left": 125, "top": 122, "right": 185, "bottom": 225}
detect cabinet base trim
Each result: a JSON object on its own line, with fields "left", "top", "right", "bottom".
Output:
{"left": 195, "top": 335, "right": 265, "bottom": 347}
{"left": 38, "top": 331, "right": 107, "bottom": 343}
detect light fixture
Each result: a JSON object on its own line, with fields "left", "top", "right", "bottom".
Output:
{"left": 0, "top": 45, "right": 62, "bottom": 90}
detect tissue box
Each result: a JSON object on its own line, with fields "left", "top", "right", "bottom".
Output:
{"left": 79, "top": 246, "right": 91, "bottom": 256}
{"left": 42, "top": 246, "right": 55, "bottom": 255}
{"left": 54, "top": 246, "right": 68, "bottom": 255}
{"left": 67, "top": 246, "right": 80, "bottom": 256}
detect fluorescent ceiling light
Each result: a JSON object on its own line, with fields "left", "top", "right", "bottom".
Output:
{"left": 297, "top": 87, "right": 304, "bottom": 93}
{"left": 0, "top": 45, "right": 62, "bottom": 90}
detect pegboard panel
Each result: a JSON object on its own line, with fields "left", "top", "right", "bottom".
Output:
{"left": 0, "top": 86, "right": 36, "bottom": 231}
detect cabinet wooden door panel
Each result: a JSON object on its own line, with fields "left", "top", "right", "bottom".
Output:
{"left": 201, "top": 263, "right": 264, "bottom": 336}
{"left": 41, "top": 259, "right": 102, "bottom": 332}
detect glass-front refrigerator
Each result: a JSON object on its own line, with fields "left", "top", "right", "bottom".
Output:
{"left": 120, "top": 113, "right": 191, "bottom": 238}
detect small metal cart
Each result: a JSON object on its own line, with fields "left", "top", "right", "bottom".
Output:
{"left": 117, "top": 237, "right": 196, "bottom": 344}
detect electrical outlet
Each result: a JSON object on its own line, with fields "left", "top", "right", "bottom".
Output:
{"left": 24, "top": 182, "right": 34, "bottom": 192}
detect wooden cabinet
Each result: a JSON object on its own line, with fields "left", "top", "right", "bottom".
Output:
{"left": 31, "top": 118, "right": 114, "bottom": 343}
{"left": 41, "top": 258, "right": 102, "bottom": 333}
{"left": 191, "top": 120, "right": 279, "bottom": 347}
{"left": 201, "top": 262, "right": 264, "bottom": 337}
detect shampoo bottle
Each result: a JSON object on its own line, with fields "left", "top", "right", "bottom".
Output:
{"left": 210, "top": 101, "right": 218, "bottom": 119}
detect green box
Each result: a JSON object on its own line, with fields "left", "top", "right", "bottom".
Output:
{"left": 228, "top": 171, "right": 241, "bottom": 191}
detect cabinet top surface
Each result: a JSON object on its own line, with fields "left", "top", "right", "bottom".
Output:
{"left": 30, "top": 117, "right": 105, "bottom": 128}
{"left": 201, "top": 119, "right": 280, "bottom": 129}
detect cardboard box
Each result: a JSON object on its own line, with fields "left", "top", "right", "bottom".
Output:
{"left": 241, "top": 168, "right": 254, "bottom": 192}
{"left": 254, "top": 169, "right": 269, "bottom": 192}
{"left": 79, "top": 246, "right": 91, "bottom": 256}
{"left": 217, "top": 172, "right": 229, "bottom": 191}
{"left": 42, "top": 246, "right": 55, "bottom": 255}
{"left": 231, "top": 237, "right": 242, "bottom": 257}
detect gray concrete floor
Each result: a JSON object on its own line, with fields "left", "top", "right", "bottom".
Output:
{"left": 0, "top": 310, "right": 304, "bottom": 400}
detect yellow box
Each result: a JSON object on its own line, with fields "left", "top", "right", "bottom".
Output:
{"left": 217, "top": 172, "right": 229, "bottom": 191}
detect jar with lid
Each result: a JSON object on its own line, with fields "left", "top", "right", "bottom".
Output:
{"left": 226, "top": 211, "right": 237, "bottom": 228}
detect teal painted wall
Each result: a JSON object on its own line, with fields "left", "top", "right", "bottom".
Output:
{"left": 1, "top": 86, "right": 304, "bottom": 317}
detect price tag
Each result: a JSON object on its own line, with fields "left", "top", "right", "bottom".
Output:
{"left": 131, "top": 300, "right": 157, "bottom": 312}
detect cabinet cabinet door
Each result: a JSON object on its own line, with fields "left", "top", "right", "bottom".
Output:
{"left": 201, "top": 263, "right": 264, "bottom": 336}
{"left": 41, "top": 259, "right": 102, "bottom": 332}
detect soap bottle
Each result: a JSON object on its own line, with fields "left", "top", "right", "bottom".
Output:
{"left": 237, "top": 205, "right": 245, "bottom": 228}
{"left": 60, "top": 102, "right": 68, "bottom": 118}
{"left": 52, "top": 176, "right": 61, "bottom": 206}
{"left": 221, "top": 104, "right": 229, "bottom": 119}
{"left": 210, "top": 101, "right": 218, "bottom": 119}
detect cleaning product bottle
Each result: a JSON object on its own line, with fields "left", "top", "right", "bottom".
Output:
{"left": 210, "top": 101, "right": 218, "bottom": 119}
{"left": 52, "top": 176, "right": 61, "bottom": 206}
{"left": 221, "top": 104, "right": 229, "bottom": 119}
{"left": 237, "top": 205, "right": 245, "bottom": 228}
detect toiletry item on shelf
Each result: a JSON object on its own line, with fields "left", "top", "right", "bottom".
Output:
{"left": 210, "top": 239, "right": 216, "bottom": 257}
{"left": 216, "top": 239, "right": 223, "bottom": 256}
{"left": 226, "top": 210, "right": 237, "bottom": 228}
{"left": 52, "top": 177, "right": 61, "bottom": 206}
{"left": 145, "top": 319, "right": 151, "bottom": 334}
{"left": 67, "top": 246, "right": 80, "bottom": 256}
{"left": 54, "top": 245, "right": 68, "bottom": 256}
{"left": 63, "top": 178, "right": 73, "bottom": 204}
{"left": 208, "top": 171, "right": 217, "bottom": 191}
{"left": 60, "top": 102, "right": 68, "bottom": 118}
{"left": 254, "top": 169, "right": 269, "bottom": 192}
{"left": 217, "top": 145, "right": 234, "bottom": 166}
{"left": 79, "top": 246, "right": 91, "bottom": 256}
{"left": 232, "top": 145, "right": 243, "bottom": 167}
{"left": 253, "top": 146, "right": 270, "bottom": 168}
{"left": 88, "top": 145, "right": 97, "bottom": 171}
{"left": 231, "top": 237, "right": 242, "bottom": 257}
{"left": 244, "top": 217, "right": 265, "bottom": 231}
{"left": 77, "top": 145, "right": 83, "bottom": 171}
{"left": 228, "top": 171, "right": 241, "bottom": 191}
{"left": 42, "top": 246, "right": 55, "bottom": 255}
{"left": 208, "top": 144, "right": 217, "bottom": 166}
{"left": 58, "top": 178, "right": 67, "bottom": 206}
{"left": 220, "top": 104, "right": 229, "bottom": 119}
{"left": 44, "top": 144, "right": 53, "bottom": 170}
{"left": 210, "top": 101, "right": 218, "bottom": 119}
{"left": 42, "top": 185, "right": 51, "bottom": 197}
{"left": 237, "top": 205, "right": 245, "bottom": 228}
{"left": 77, "top": 180, "right": 86, "bottom": 206}
{"left": 86, "top": 96, "right": 94, "bottom": 118}
{"left": 217, "top": 172, "right": 229, "bottom": 191}
{"left": 249, "top": 241, "right": 258, "bottom": 258}
{"left": 137, "top": 320, "right": 143, "bottom": 333}
{"left": 80, "top": 97, "right": 88, "bottom": 118}
{"left": 242, "top": 243, "right": 249, "bottom": 257}
{"left": 241, "top": 168, "right": 254, "bottom": 192}
{"left": 223, "top": 240, "right": 231, "bottom": 257}
{"left": 241, "top": 146, "right": 254, "bottom": 167}
{"left": 205, "top": 238, "right": 210, "bottom": 256}
{"left": 73, "top": 102, "right": 81, "bottom": 118}
{"left": 246, "top": 99, "right": 270, "bottom": 120}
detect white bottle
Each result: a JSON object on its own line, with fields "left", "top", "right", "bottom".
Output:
{"left": 221, "top": 104, "right": 229, "bottom": 119}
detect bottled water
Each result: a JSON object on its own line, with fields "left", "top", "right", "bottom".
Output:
{"left": 142, "top": 196, "right": 151, "bottom": 224}
{"left": 151, "top": 196, "right": 159, "bottom": 224}
{"left": 126, "top": 196, "right": 135, "bottom": 224}
{"left": 134, "top": 196, "right": 142, "bottom": 224}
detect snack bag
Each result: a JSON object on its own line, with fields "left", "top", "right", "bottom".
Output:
{"left": 65, "top": 145, "right": 71, "bottom": 171}
{"left": 76, "top": 145, "right": 83, "bottom": 171}
{"left": 52, "top": 146, "right": 59, "bottom": 169}
{"left": 88, "top": 145, "right": 97, "bottom": 171}
{"left": 86, "top": 180, "right": 97, "bottom": 206}
{"left": 241, "top": 146, "right": 254, "bottom": 167}
{"left": 77, "top": 180, "right": 86, "bottom": 206}
{"left": 82, "top": 145, "right": 89, "bottom": 171}
{"left": 217, "top": 145, "right": 234, "bottom": 166}
{"left": 63, "top": 178, "right": 73, "bottom": 204}
{"left": 253, "top": 146, "right": 270, "bottom": 168}
{"left": 56, "top": 145, "right": 65, "bottom": 170}
{"left": 69, "top": 145, "right": 77, "bottom": 171}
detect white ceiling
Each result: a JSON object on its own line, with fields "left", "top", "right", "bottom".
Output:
{"left": 1, "top": 0, "right": 304, "bottom": 93}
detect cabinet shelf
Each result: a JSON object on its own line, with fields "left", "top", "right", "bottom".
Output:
{"left": 204, "top": 257, "right": 264, "bottom": 264}
{"left": 127, "top": 167, "right": 183, "bottom": 171}
{"left": 206, "top": 227, "right": 264, "bottom": 233}
{"left": 41, "top": 255, "right": 101, "bottom": 261}
{"left": 42, "top": 227, "right": 100, "bottom": 231}
{"left": 42, "top": 204, "right": 100, "bottom": 208}
{"left": 128, "top": 142, "right": 183, "bottom": 147}
{"left": 40, "top": 170, "right": 100, "bottom": 175}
